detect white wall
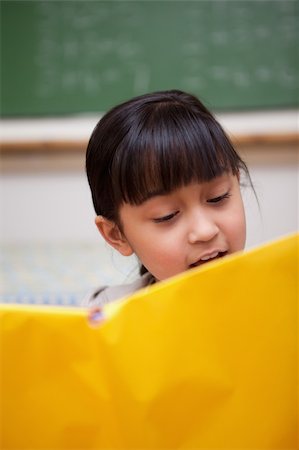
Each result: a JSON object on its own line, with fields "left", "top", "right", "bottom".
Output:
{"left": 1, "top": 171, "right": 98, "bottom": 242}
{"left": 242, "top": 157, "right": 298, "bottom": 247}
{"left": 1, "top": 147, "right": 298, "bottom": 249}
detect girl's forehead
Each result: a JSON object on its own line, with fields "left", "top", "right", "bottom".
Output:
{"left": 127, "top": 173, "right": 235, "bottom": 206}
{"left": 120, "top": 165, "right": 234, "bottom": 207}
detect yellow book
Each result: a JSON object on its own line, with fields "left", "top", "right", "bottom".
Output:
{"left": 1, "top": 233, "right": 298, "bottom": 449}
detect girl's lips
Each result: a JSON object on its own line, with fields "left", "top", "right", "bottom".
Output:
{"left": 189, "top": 251, "right": 228, "bottom": 268}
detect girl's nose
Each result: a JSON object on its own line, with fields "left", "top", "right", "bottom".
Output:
{"left": 188, "top": 213, "right": 219, "bottom": 244}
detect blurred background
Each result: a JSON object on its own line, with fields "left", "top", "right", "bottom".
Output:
{"left": 1, "top": 0, "right": 298, "bottom": 305}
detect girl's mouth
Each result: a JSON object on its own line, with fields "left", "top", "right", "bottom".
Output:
{"left": 189, "top": 251, "right": 228, "bottom": 268}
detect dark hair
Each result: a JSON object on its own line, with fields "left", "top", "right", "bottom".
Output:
{"left": 86, "top": 89, "right": 250, "bottom": 274}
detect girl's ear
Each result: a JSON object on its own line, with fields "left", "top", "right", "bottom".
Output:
{"left": 95, "top": 216, "right": 134, "bottom": 257}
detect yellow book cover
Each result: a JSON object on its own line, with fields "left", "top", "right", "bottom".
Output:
{"left": 0, "top": 233, "right": 298, "bottom": 449}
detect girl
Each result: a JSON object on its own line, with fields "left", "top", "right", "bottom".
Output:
{"left": 83, "top": 89, "right": 249, "bottom": 312}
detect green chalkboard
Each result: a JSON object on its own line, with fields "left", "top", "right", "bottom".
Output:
{"left": 1, "top": 0, "right": 298, "bottom": 116}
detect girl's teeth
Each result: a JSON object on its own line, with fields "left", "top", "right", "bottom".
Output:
{"left": 200, "top": 251, "right": 219, "bottom": 261}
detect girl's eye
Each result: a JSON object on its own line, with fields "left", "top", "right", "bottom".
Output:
{"left": 153, "top": 211, "right": 179, "bottom": 223}
{"left": 207, "top": 192, "right": 231, "bottom": 204}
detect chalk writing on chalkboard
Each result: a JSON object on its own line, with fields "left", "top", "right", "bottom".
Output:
{"left": 1, "top": 0, "right": 298, "bottom": 116}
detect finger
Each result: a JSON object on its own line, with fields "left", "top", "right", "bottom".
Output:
{"left": 88, "top": 306, "right": 105, "bottom": 326}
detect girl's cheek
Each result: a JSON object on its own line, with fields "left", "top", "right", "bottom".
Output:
{"left": 234, "top": 214, "right": 247, "bottom": 250}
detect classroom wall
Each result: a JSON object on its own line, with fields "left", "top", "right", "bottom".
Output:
{"left": 1, "top": 145, "right": 298, "bottom": 250}
{"left": 1, "top": 1, "right": 297, "bottom": 299}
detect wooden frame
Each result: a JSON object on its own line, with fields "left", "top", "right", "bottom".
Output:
{"left": 1, "top": 111, "right": 298, "bottom": 153}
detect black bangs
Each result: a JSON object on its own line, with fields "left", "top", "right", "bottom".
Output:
{"left": 112, "top": 104, "right": 242, "bottom": 205}
{"left": 86, "top": 90, "right": 250, "bottom": 222}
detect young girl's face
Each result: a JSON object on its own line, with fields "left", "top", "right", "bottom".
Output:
{"left": 117, "top": 173, "right": 246, "bottom": 281}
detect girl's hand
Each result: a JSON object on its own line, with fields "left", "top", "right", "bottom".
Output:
{"left": 88, "top": 306, "right": 105, "bottom": 327}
